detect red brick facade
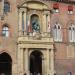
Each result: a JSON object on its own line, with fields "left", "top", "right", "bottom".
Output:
{"left": 0, "top": 0, "right": 75, "bottom": 75}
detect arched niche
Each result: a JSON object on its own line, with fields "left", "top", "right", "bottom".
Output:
{"left": 30, "top": 14, "right": 40, "bottom": 32}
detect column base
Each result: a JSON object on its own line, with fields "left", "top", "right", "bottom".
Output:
{"left": 48, "top": 70, "right": 55, "bottom": 75}
{"left": 19, "top": 72, "right": 24, "bottom": 75}
{"left": 24, "top": 71, "right": 30, "bottom": 75}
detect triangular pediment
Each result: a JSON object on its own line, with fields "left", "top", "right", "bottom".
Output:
{"left": 18, "top": 0, "right": 48, "bottom": 10}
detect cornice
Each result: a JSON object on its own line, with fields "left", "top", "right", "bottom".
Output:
{"left": 50, "top": 0, "right": 75, "bottom": 4}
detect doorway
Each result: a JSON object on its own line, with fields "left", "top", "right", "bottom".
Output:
{"left": 30, "top": 50, "right": 43, "bottom": 75}
{"left": 0, "top": 52, "right": 12, "bottom": 75}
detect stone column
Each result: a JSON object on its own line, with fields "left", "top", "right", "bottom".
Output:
{"left": 47, "top": 13, "right": 50, "bottom": 32}
{"left": 19, "top": 10, "right": 22, "bottom": 36}
{"left": 42, "top": 55, "right": 46, "bottom": 75}
{"left": 50, "top": 49, "right": 54, "bottom": 75}
{"left": 28, "top": 18, "right": 33, "bottom": 36}
{"left": 42, "top": 12, "right": 47, "bottom": 32}
{"left": 24, "top": 48, "right": 29, "bottom": 75}
{"left": 24, "top": 9, "right": 27, "bottom": 33}
{"left": 2, "top": 0, "right": 4, "bottom": 14}
{"left": 18, "top": 47, "right": 24, "bottom": 75}
{"left": 12, "top": 62, "right": 17, "bottom": 75}
{"left": 47, "top": 48, "right": 50, "bottom": 75}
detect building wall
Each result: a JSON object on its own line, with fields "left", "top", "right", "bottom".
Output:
{"left": 50, "top": 1, "right": 75, "bottom": 75}
{"left": 0, "top": 0, "right": 75, "bottom": 75}
{"left": 0, "top": 0, "right": 18, "bottom": 75}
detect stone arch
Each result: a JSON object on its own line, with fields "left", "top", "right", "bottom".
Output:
{"left": 2, "top": 23, "right": 11, "bottom": 37}
{"left": 0, "top": 52, "right": 12, "bottom": 62}
{"left": 66, "top": 20, "right": 75, "bottom": 29}
{"left": 51, "top": 17, "right": 63, "bottom": 29}
{"left": 25, "top": 0, "right": 48, "bottom": 6}
{"left": 0, "top": 50, "right": 14, "bottom": 63}
{"left": 30, "top": 13, "right": 39, "bottom": 18}
{"left": 30, "top": 50, "right": 43, "bottom": 75}
{"left": 0, "top": 52, "right": 12, "bottom": 75}
{"left": 29, "top": 49, "right": 44, "bottom": 57}
{"left": 2, "top": 23, "right": 10, "bottom": 28}
{"left": 51, "top": 19, "right": 62, "bottom": 33}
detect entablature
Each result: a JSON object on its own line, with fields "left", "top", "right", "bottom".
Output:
{"left": 18, "top": 32, "right": 53, "bottom": 44}
{"left": 17, "top": 0, "right": 49, "bottom": 10}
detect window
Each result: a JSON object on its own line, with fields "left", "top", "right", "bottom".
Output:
{"left": 69, "top": 23, "right": 75, "bottom": 42}
{"left": 53, "top": 22, "right": 62, "bottom": 41}
{"left": 67, "top": 72, "right": 72, "bottom": 75}
{"left": 53, "top": 3, "right": 59, "bottom": 13}
{"left": 68, "top": 6, "right": 73, "bottom": 15}
{"left": 2, "top": 26, "right": 9, "bottom": 37}
{"left": 4, "top": 2, "right": 10, "bottom": 13}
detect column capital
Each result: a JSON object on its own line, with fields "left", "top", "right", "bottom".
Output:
{"left": 42, "top": 56, "right": 46, "bottom": 60}
{"left": 43, "top": 10, "right": 50, "bottom": 15}
{"left": 25, "top": 48, "right": 28, "bottom": 50}
{"left": 18, "top": 8, "right": 23, "bottom": 13}
{"left": 23, "top": 8, "right": 27, "bottom": 13}
{"left": 19, "top": 8, "right": 27, "bottom": 13}
{"left": 20, "top": 48, "right": 24, "bottom": 50}
{"left": 46, "top": 48, "right": 51, "bottom": 51}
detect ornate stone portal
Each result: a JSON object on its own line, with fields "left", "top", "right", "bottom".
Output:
{"left": 17, "top": 0, "right": 54, "bottom": 75}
